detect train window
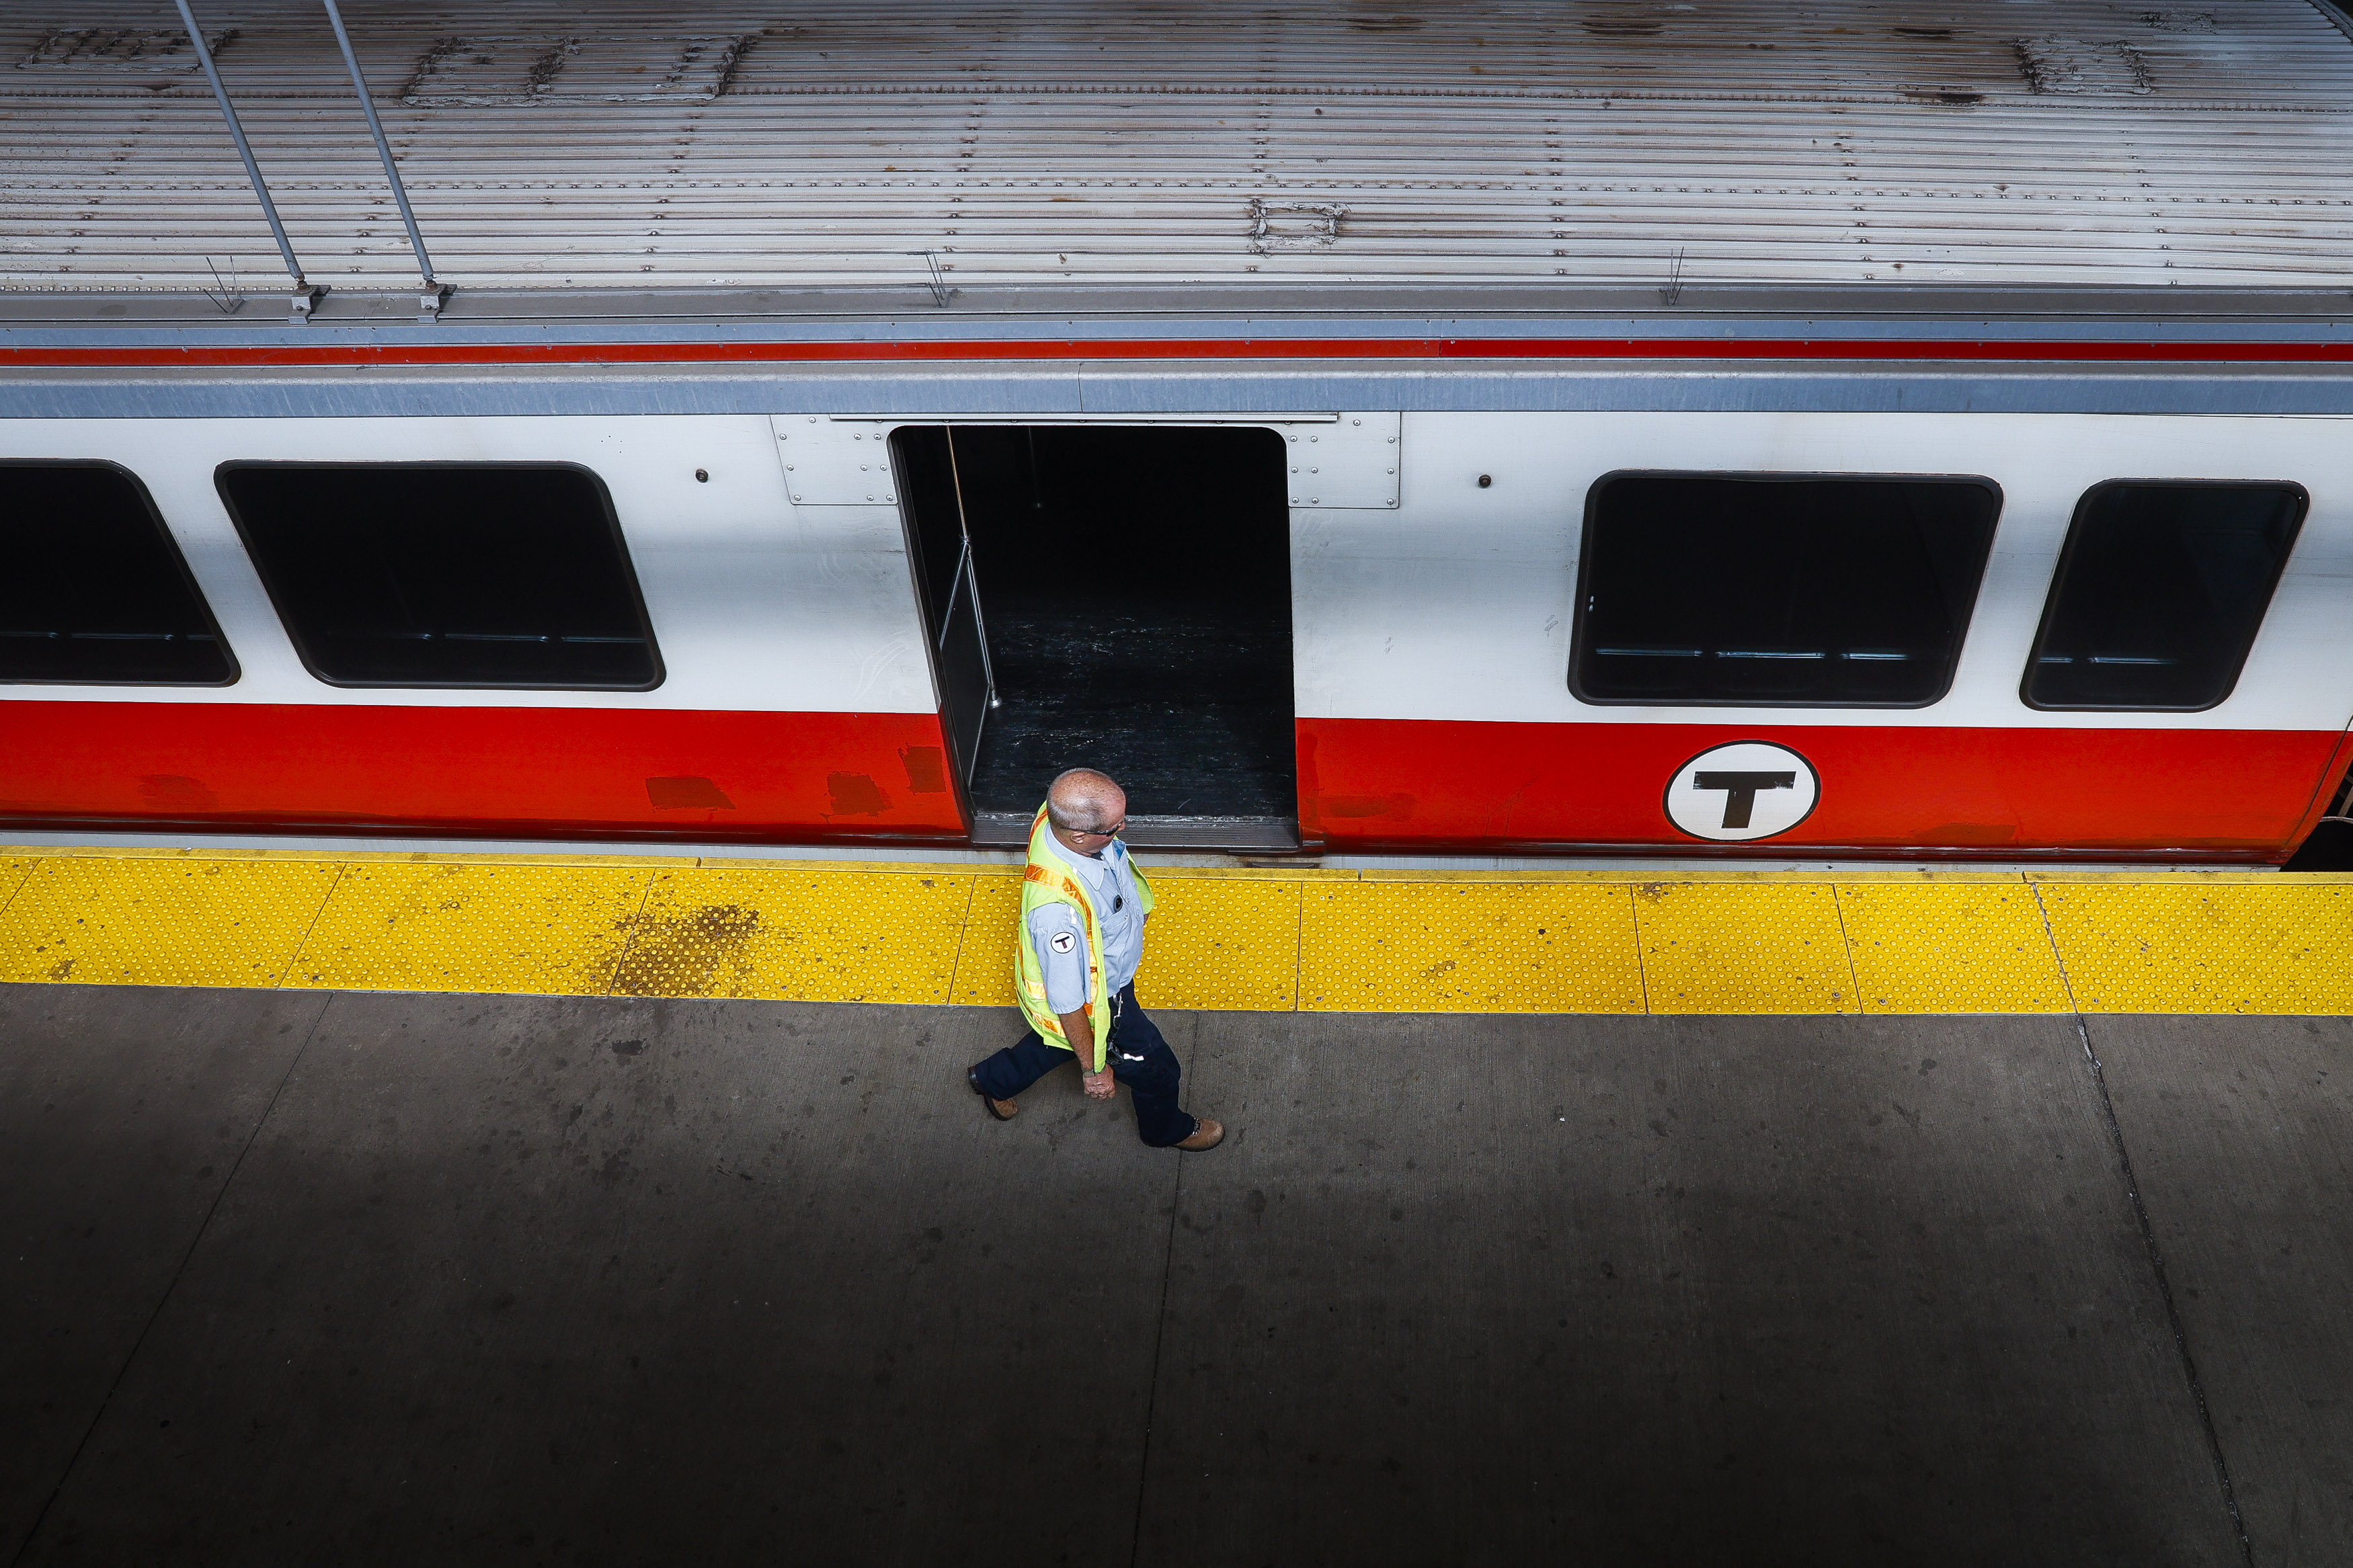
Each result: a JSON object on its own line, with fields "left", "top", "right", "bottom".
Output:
{"left": 216, "top": 463, "right": 660, "bottom": 690}
{"left": 1570, "top": 472, "right": 2001, "bottom": 706}
{"left": 2024, "top": 481, "right": 2306, "bottom": 711}
{"left": 0, "top": 462, "right": 235, "bottom": 685}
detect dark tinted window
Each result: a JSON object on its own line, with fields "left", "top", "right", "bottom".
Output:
{"left": 2025, "top": 482, "right": 2305, "bottom": 711}
{"left": 218, "top": 464, "right": 660, "bottom": 689}
{"left": 0, "top": 462, "right": 234, "bottom": 684}
{"left": 1572, "top": 473, "right": 2000, "bottom": 706}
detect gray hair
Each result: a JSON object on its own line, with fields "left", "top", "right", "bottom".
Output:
{"left": 1045, "top": 768, "right": 1125, "bottom": 833}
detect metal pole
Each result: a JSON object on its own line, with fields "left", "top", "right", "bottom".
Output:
{"left": 943, "top": 427, "right": 1002, "bottom": 710}
{"left": 319, "top": 0, "right": 440, "bottom": 294}
{"left": 172, "top": 0, "right": 314, "bottom": 301}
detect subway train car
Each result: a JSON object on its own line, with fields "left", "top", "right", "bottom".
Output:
{"left": 3, "top": 0, "right": 2352, "bottom": 863}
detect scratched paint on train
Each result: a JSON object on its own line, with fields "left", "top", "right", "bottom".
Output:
{"left": 0, "top": 702, "right": 967, "bottom": 841}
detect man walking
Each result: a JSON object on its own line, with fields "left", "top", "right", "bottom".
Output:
{"left": 967, "top": 768, "right": 1224, "bottom": 1151}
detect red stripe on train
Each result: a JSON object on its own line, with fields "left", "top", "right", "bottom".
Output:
{"left": 1, "top": 337, "right": 2350, "bottom": 370}
{"left": 0, "top": 702, "right": 967, "bottom": 842}
{"left": 1297, "top": 717, "right": 2346, "bottom": 859}
{"left": 5, "top": 702, "right": 2342, "bottom": 858}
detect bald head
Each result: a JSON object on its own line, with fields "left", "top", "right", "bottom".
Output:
{"left": 1046, "top": 768, "right": 1126, "bottom": 835}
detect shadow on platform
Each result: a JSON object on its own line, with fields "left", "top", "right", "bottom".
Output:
{"left": 4, "top": 986, "right": 2347, "bottom": 1565}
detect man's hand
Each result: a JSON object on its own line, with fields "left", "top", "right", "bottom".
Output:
{"left": 1058, "top": 1004, "right": 1115, "bottom": 1100}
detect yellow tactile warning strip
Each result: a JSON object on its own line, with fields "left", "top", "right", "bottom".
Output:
{"left": 617, "top": 866, "right": 980, "bottom": 1004}
{"left": 3, "top": 846, "right": 2353, "bottom": 1016}
{"left": 1839, "top": 880, "right": 2075, "bottom": 1016}
{"left": 1633, "top": 881, "right": 1855, "bottom": 1015}
{"left": 1302, "top": 881, "right": 1643, "bottom": 1014}
{"left": 2034, "top": 880, "right": 2353, "bottom": 1015}
{"left": 1149, "top": 877, "right": 1306, "bottom": 1012}
{"left": 291, "top": 862, "right": 650, "bottom": 997}
{"left": 0, "top": 856, "right": 344, "bottom": 989}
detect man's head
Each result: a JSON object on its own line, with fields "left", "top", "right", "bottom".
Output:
{"left": 1046, "top": 768, "right": 1127, "bottom": 842}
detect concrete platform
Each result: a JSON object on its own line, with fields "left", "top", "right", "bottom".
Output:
{"left": 7, "top": 985, "right": 2346, "bottom": 1564}
{"left": 2093, "top": 1018, "right": 2353, "bottom": 1563}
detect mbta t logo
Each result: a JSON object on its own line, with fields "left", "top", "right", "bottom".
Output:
{"left": 1663, "top": 742, "right": 1821, "bottom": 842}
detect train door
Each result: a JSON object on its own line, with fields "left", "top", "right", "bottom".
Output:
{"left": 891, "top": 423, "right": 1297, "bottom": 849}
{"left": 889, "top": 425, "right": 998, "bottom": 817}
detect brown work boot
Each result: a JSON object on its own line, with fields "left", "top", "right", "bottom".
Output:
{"left": 967, "top": 1067, "right": 1017, "bottom": 1121}
{"left": 1174, "top": 1118, "right": 1224, "bottom": 1151}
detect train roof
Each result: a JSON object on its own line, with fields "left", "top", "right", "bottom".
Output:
{"left": 3, "top": 0, "right": 2352, "bottom": 327}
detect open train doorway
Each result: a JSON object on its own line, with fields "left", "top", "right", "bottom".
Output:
{"left": 891, "top": 423, "right": 1296, "bottom": 849}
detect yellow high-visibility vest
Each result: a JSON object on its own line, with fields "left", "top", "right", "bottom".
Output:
{"left": 1013, "top": 802, "right": 1154, "bottom": 1072}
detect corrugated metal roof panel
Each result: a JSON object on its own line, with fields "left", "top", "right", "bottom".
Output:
{"left": 3, "top": 0, "right": 2349, "bottom": 297}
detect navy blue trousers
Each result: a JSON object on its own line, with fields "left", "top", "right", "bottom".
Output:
{"left": 972, "top": 984, "right": 1199, "bottom": 1147}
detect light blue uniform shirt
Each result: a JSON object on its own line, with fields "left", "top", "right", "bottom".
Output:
{"left": 1025, "top": 831, "right": 1145, "bottom": 1015}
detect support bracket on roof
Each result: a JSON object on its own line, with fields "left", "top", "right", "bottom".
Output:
{"left": 173, "top": 0, "right": 320, "bottom": 323}
{"left": 321, "top": 0, "right": 450, "bottom": 321}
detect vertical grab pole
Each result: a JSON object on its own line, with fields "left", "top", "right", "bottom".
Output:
{"left": 319, "top": 0, "right": 450, "bottom": 317}
{"left": 172, "top": 0, "right": 323, "bottom": 321}
{"left": 943, "top": 427, "right": 1002, "bottom": 710}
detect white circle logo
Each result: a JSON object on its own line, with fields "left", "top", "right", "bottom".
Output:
{"left": 1663, "top": 742, "right": 1821, "bottom": 842}
{"left": 1049, "top": 931, "right": 1078, "bottom": 954}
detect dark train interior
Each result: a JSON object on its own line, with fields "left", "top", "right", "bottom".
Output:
{"left": 891, "top": 423, "right": 1296, "bottom": 845}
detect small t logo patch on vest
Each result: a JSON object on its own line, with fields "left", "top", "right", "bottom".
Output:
{"left": 1049, "top": 931, "right": 1078, "bottom": 954}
